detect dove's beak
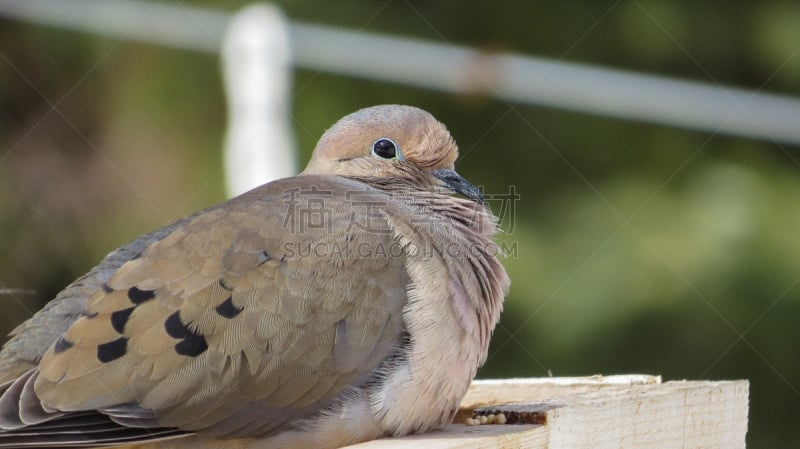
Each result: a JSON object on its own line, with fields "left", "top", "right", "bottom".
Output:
{"left": 433, "top": 169, "right": 484, "bottom": 204}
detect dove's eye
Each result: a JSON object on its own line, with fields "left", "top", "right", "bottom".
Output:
{"left": 372, "top": 138, "right": 401, "bottom": 159}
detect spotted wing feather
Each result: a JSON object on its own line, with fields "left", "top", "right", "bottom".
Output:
{"left": 2, "top": 176, "right": 409, "bottom": 445}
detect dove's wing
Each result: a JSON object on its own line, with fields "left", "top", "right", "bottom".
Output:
{"left": 0, "top": 224, "right": 183, "bottom": 384}
{"left": 0, "top": 175, "right": 410, "bottom": 445}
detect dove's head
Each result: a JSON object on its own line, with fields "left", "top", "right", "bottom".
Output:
{"left": 303, "top": 104, "right": 483, "bottom": 203}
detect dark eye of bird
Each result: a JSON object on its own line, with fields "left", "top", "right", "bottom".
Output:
{"left": 372, "top": 138, "right": 399, "bottom": 159}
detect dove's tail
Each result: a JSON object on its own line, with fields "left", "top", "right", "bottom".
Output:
{"left": 0, "top": 370, "right": 187, "bottom": 448}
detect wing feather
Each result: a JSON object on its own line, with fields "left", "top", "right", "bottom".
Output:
{"left": 5, "top": 176, "right": 409, "bottom": 445}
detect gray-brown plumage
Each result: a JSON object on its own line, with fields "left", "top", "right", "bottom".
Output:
{"left": 0, "top": 105, "right": 509, "bottom": 448}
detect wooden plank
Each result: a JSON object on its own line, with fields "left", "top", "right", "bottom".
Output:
{"left": 348, "top": 378, "right": 748, "bottom": 449}
{"left": 457, "top": 374, "right": 661, "bottom": 421}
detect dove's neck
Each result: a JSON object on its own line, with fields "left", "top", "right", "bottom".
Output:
{"left": 362, "top": 181, "right": 507, "bottom": 343}
{"left": 401, "top": 188, "right": 507, "bottom": 359}
{"left": 362, "top": 183, "right": 509, "bottom": 435}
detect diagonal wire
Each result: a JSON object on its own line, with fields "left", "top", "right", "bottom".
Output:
{"left": 636, "top": 230, "right": 800, "bottom": 397}
{"left": 0, "top": 280, "right": 37, "bottom": 317}
{"left": 627, "top": 0, "right": 800, "bottom": 395}
{"left": 441, "top": 0, "right": 626, "bottom": 162}
{"left": 635, "top": 1, "right": 800, "bottom": 168}
{"left": 403, "top": 0, "right": 648, "bottom": 368}
{"left": 290, "top": 0, "right": 395, "bottom": 103}
{"left": 0, "top": 9, "right": 170, "bottom": 219}
{"left": 699, "top": 277, "right": 800, "bottom": 380}
{"left": 417, "top": 0, "right": 800, "bottom": 388}
{"left": 0, "top": 4, "right": 220, "bottom": 444}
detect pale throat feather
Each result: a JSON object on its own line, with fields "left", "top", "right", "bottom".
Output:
{"left": 358, "top": 184, "right": 508, "bottom": 435}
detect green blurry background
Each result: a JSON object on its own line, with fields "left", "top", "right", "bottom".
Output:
{"left": 1, "top": 1, "right": 799, "bottom": 447}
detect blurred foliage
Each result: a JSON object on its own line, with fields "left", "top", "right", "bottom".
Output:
{"left": 1, "top": 0, "right": 799, "bottom": 447}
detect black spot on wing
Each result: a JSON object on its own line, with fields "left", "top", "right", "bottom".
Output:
{"left": 164, "top": 312, "right": 187, "bottom": 339}
{"left": 174, "top": 335, "right": 208, "bottom": 357}
{"left": 164, "top": 311, "right": 208, "bottom": 357}
{"left": 215, "top": 296, "right": 243, "bottom": 319}
{"left": 102, "top": 283, "right": 114, "bottom": 294}
{"left": 110, "top": 307, "right": 135, "bottom": 334}
{"left": 53, "top": 336, "right": 73, "bottom": 354}
{"left": 97, "top": 337, "right": 128, "bottom": 363}
{"left": 127, "top": 286, "right": 155, "bottom": 305}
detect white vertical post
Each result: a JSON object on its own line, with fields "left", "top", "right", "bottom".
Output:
{"left": 222, "top": 3, "right": 296, "bottom": 197}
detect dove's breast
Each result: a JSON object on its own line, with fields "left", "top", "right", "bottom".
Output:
{"left": 270, "top": 191, "right": 508, "bottom": 446}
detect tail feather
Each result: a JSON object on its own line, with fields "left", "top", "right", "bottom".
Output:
{"left": 0, "top": 371, "right": 189, "bottom": 448}
{"left": 19, "top": 372, "right": 63, "bottom": 426}
{"left": 0, "top": 371, "right": 63, "bottom": 430}
{"left": 0, "top": 413, "right": 187, "bottom": 448}
{"left": 0, "top": 372, "right": 29, "bottom": 429}
{"left": 0, "top": 424, "right": 185, "bottom": 447}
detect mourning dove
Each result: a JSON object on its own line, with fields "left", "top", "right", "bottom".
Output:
{"left": 0, "top": 105, "right": 510, "bottom": 449}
